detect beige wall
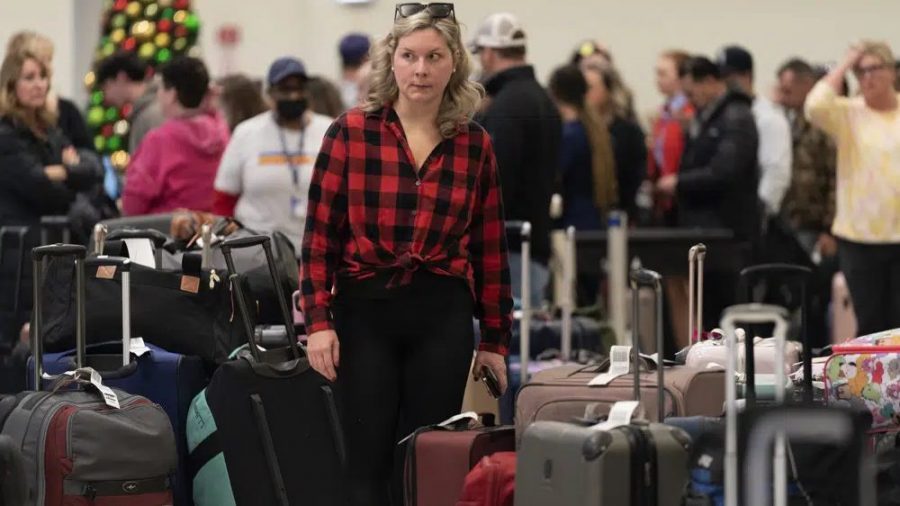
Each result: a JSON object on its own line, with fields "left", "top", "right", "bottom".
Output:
{"left": 2, "top": 0, "right": 899, "bottom": 116}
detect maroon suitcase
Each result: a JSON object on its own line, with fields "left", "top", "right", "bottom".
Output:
{"left": 403, "top": 415, "right": 515, "bottom": 506}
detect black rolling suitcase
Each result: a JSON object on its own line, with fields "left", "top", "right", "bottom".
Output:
{"left": 186, "top": 235, "right": 347, "bottom": 506}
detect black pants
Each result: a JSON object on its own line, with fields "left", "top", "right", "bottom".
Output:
{"left": 332, "top": 271, "right": 475, "bottom": 506}
{"left": 837, "top": 238, "right": 900, "bottom": 336}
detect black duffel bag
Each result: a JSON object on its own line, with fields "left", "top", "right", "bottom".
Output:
{"left": 39, "top": 251, "right": 253, "bottom": 364}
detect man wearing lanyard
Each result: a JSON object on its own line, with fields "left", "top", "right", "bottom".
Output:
{"left": 213, "top": 57, "right": 333, "bottom": 255}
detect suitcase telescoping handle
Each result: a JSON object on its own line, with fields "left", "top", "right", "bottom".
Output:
{"left": 739, "top": 264, "right": 813, "bottom": 404}
{"left": 40, "top": 215, "right": 71, "bottom": 245}
{"left": 687, "top": 243, "right": 706, "bottom": 345}
{"left": 92, "top": 223, "right": 108, "bottom": 256}
{"left": 220, "top": 235, "right": 303, "bottom": 361}
{"left": 32, "top": 244, "right": 87, "bottom": 389}
{"left": 630, "top": 267, "right": 664, "bottom": 421}
{"left": 561, "top": 226, "right": 575, "bottom": 362}
{"left": 505, "top": 221, "right": 531, "bottom": 387}
{"left": 742, "top": 407, "right": 873, "bottom": 506}
{"left": 85, "top": 256, "right": 132, "bottom": 366}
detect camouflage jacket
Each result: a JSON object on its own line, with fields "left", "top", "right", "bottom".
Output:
{"left": 780, "top": 113, "right": 836, "bottom": 232}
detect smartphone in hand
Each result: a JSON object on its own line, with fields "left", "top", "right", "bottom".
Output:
{"left": 480, "top": 366, "right": 502, "bottom": 399}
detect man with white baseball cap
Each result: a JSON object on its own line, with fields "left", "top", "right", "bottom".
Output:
{"left": 472, "top": 12, "right": 561, "bottom": 309}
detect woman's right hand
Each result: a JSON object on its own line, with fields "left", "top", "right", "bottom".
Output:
{"left": 43, "top": 165, "right": 67, "bottom": 182}
{"left": 307, "top": 329, "right": 340, "bottom": 382}
{"left": 842, "top": 44, "right": 864, "bottom": 70}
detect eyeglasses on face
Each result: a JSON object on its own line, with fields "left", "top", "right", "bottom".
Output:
{"left": 394, "top": 3, "right": 455, "bottom": 22}
{"left": 854, "top": 63, "right": 888, "bottom": 78}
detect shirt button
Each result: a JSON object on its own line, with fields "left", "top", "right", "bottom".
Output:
{"left": 415, "top": 180, "right": 421, "bottom": 187}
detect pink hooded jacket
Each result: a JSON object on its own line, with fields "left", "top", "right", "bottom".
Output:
{"left": 122, "top": 111, "right": 230, "bottom": 215}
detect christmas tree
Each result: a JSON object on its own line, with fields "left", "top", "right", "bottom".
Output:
{"left": 83, "top": 0, "right": 201, "bottom": 172}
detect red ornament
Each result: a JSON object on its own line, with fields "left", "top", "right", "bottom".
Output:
{"left": 122, "top": 37, "right": 137, "bottom": 51}
{"left": 101, "top": 124, "right": 114, "bottom": 137}
{"left": 174, "top": 0, "right": 189, "bottom": 9}
{"left": 217, "top": 25, "right": 240, "bottom": 46}
{"left": 157, "top": 19, "right": 173, "bottom": 33}
{"left": 121, "top": 103, "right": 134, "bottom": 118}
{"left": 113, "top": 0, "right": 127, "bottom": 11}
{"left": 174, "top": 25, "right": 188, "bottom": 38}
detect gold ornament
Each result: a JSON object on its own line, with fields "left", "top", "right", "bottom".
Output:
{"left": 144, "top": 3, "right": 159, "bottom": 18}
{"left": 131, "top": 20, "right": 156, "bottom": 41}
{"left": 125, "top": 1, "right": 141, "bottom": 17}
{"left": 172, "top": 37, "right": 187, "bottom": 52}
{"left": 154, "top": 32, "right": 171, "bottom": 48}
{"left": 158, "top": 0, "right": 172, "bottom": 6}
{"left": 111, "top": 150, "right": 130, "bottom": 171}
{"left": 187, "top": 45, "right": 202, "bottom": 58}
{"left": 83, "top": 71, "right": 96, "bottom": 89}
{"left": 172, "top": 10, "right": 187, "bottom": 24}
{"left": 110, "top": 28, "right": 126, "bottom": 44}
{"left": 138, "top": 42, "right": 156, "bottom": 60}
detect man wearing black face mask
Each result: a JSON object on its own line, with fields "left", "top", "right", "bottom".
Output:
{"left": 214, "top": 56, "right": 333, "bottom": 254}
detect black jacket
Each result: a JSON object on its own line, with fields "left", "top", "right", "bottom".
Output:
{"left": 477, "top": 65, "right": 561, "bottom": 263}
{"left": 57, "top": 97, "right": 93, "bottom": 152}
{"left": 677, "top": 88, "right": 760, "bottom": 241}
{"left": 609, "top": 116, "right": 646, "bottom": 218}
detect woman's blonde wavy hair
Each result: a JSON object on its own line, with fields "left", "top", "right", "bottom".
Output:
{"left": 363, "top": 11, "right": 483, "bottom": 139}
{"left": 0, "top": 49, "right": 56, "bottom": 138}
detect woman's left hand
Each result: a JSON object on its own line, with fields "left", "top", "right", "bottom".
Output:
{"left": 473, "top": 350, "right": 508, "bottom": 396}
{"left": 62, "top": 146, "right": 80, "bottom": 166}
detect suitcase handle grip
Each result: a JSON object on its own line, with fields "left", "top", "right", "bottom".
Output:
{"left": 106, "top": 228, "right": 168, "bottom": 247}
{"left": 740, "top": 263, "right": 812, "bottom": 283}
{"left": 32, "top": 244, "right": 86, "bottom": 261}
{"left": 220, "top": 235, "right": 270, "bottom": 251}
{"left": 629, "top": 268, "right": 661, "bottom": 289}
{"left": 504, "top": 221, "right": 531, "bottom": 240}
{"left": 39, "top": 215, "right": 70, "bottom": 228}
{"left": 85, "top": 256, "right": 132, "bottom": 272}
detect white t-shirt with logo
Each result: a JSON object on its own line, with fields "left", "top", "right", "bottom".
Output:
{"left": 214, "top": 111, "right": 333, "bottom": 254}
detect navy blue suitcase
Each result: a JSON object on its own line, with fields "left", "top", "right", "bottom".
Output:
{"left": 28, "top": 255, "right": 208, "bottom": 506}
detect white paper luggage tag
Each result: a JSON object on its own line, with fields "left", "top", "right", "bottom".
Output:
{"left": 129, "top": 337, "right": 151, "bottom": 357}
{"left": 67, "top": 368, "right": 120, "bottom": 409}
{"left": 589, "top": 345, "right": 632, "bottom": 386}
{"left": 591, "top": 401, "right": 641, "bottom": 431}
{"left": 396, "top": 411, "right": 477, "bottom": 445}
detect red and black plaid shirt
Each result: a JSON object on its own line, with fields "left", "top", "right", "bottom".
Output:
{"left": 299, "top": 106, "right": 513, "bottom": 355}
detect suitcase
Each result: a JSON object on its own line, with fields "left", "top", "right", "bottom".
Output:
{"left": 830, "top": 272, "right": 858, "bottom": 344}
{"left": 455, "top": 451, "right": 515, "bottom": 506}
{"left": 403, "top": 414, "right": 515, "bottom": 506}
{"left": 515, "top": 276, "right": 693, "bottom": 505}
{"left": 0, "top": 226, "right": 29, "bottom": 394}
{"left": 186, "top": 235, "right": 347, "bottom": 506}
{"left": 27, "top": 253, "right": 207, "bottom": 506}
{"left": 514, "top": 268, "right": 725, "bottom": 442}
{"left": 1, "top": 244, "right": 177, "bottom": 505}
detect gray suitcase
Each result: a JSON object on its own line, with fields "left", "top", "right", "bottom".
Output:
{"left": 515, "top": 269, "right": 692, "bottom": 506}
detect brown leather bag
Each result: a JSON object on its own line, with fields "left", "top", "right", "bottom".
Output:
{"left": 514, "top": 267, "right": 725, "bottom": 444}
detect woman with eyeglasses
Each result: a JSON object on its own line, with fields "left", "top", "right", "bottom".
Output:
{"left": 805, "top": 41, "right": 900, "bottom": 337}
{"left": 299, "top": 3, "right": 511, "bottom": 504}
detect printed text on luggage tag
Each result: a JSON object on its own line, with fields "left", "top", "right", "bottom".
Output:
{"left": 589, "top": 346, "right": 632, "bottom": 386}
{"left": 89, "top": 368, "right": 120, "bottom": 409}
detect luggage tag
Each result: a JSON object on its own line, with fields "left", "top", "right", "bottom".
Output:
{"left": 396, "top": 411, "right": 478, "bottom": 445}
{"left": 590, "top": 401, "right": 642, "bottom": 431}
{"left": 129, "top": 337, "right": 151, "bottom": 358}
{"left": 588, "top": 345, "right": 632, "bottom": 386}
{"left": 66, "top": 368, "right": 120, "bottom": 409}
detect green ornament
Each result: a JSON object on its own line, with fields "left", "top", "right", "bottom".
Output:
{"left": 183, "top": 13, "right": 199, "bottom": 33}
{"left": 162, "top": 7, "right": 174, "bottom": 19}
{"left": 94, "top": 135, "right": 106, "bottom": 152}
{"left": 111, "top": 13, "right": 128, "bottom": 29}
{"left": 172, "top": 37, "right": 187, "bottom": 52}
{"left": 102, "top": 42, "right": 116, "bottom": 57}
{"left": 144, "top": 3, "right": 159, "bottom": 18}
{"left": 107, "top": 135, "right": 123, "bottom": 152}
{"left": 105, "top": 107, "right": 120, "bottom": 122}
{"left": 87, "top": 106, "right": 105, "bottom": 127}
{"left": 90, "top": 91, "right": 104, "bottom": 106}
{"left": 155, "top": 48, "right": 172, "bottom": 64}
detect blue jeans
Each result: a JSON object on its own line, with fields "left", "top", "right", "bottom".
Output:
{"left": 508, "top": 252, "right": 549, "bottom": 309}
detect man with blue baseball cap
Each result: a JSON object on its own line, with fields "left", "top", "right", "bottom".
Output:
{"left": 213, "top": 56, "right": 333, "bottom": 253}
{"left": 338, "top": 32, "right": 371, "bottom": 109}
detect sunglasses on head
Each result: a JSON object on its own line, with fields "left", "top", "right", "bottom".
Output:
{"left": 394, "top": 3, "right": 455, "bottom": 22}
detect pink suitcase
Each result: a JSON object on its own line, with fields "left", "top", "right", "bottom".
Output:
{"left": 831, "top": 272, "right": 858, "bottom": 344}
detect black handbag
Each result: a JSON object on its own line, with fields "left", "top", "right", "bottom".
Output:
{"left": 39, "top": 250, "right": 253, "bottom": 364}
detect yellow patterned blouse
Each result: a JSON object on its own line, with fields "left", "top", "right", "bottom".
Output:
{"left": 805, "top": 81, "right": 900, "bottom": 243}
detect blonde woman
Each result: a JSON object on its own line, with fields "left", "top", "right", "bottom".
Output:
{"left": 298, "top": 3, "right": 511, "bottom": 503}
{"left": 806, "top": 41, "right": 900, "bottom": 336}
